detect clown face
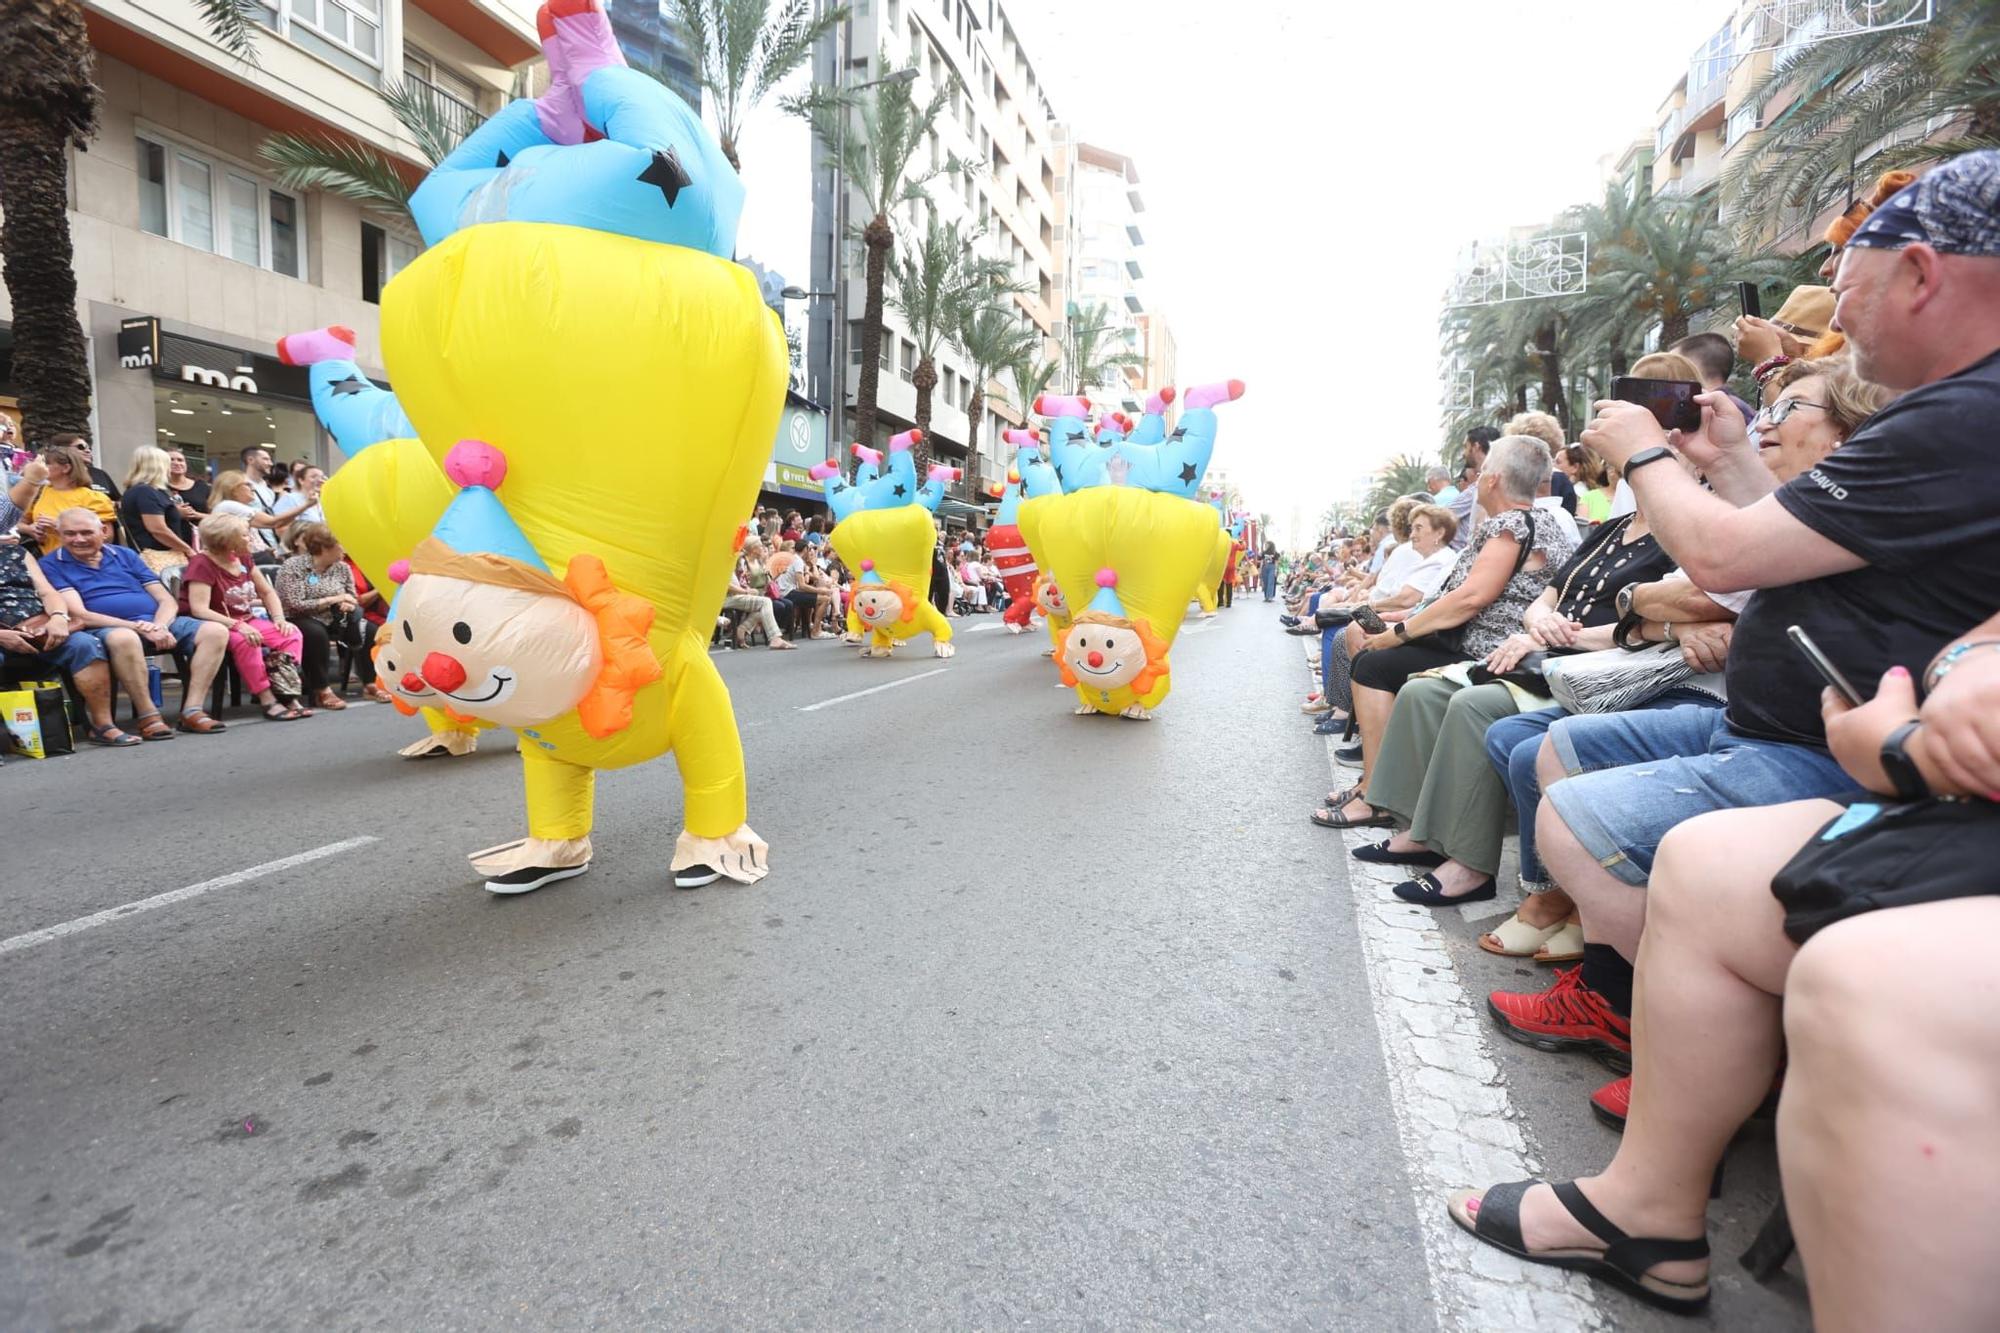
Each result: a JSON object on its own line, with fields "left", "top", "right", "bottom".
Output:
{"left": 380, "top": 573, "right": 602, "bottom": 725}
{"left": 1064, "top": 619, "right": 1150, "bottom": 691}
{"left": 1036, "top": 580, "right": 1069, "bottom": 619}
{"left": 852, "top": 585, "right": 904, "bottom": 630}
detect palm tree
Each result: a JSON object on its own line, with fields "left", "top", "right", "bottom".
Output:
{"left": 1587, "top": 201, "right": 1791, "bottom": 346}
{"left": 1364, "top": 453, "right": 1434, "bottom": 522}
{"left": 1060, "top": 300, "right": 1144, "bottom": 397}
{"left": 669, "top": 0, "right": 846, "bottom": 173}
{"left": 1001, "top": 354, "right": 1058, "bottom": 421}
{"left": 953, "top": 296, "right": 1038, "bottom": 478}
{"left": 1722, "top": 5, "right": 2000, "bottom": 236}
{"left": 885, "top": 206, "right": 1012, "bottom": 473}
{"left": 0, "top": 0, "right": 100, "bottom": 443}
{"left": 192, "top": 0, "right": 264, "bottom": 64}
{"left": 260, "top": 78, "right": 479, "bottom": 218}
{"left": 790, "top": 55, "right": 952, "bottom": 456}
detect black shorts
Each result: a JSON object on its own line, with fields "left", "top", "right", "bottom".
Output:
{"left": 1350, "top": 638, "right": 1466, "bottom": 694}
{"left": 1772, "top": 797, "right": 2000, "bottom": 943}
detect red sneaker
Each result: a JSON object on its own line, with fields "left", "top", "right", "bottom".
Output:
{"left": 1590, "top": 1075, "right": 1632, "bottom": 1131}
{"left": 1487, "top": 966, "right": 1632, "bottom": 1060}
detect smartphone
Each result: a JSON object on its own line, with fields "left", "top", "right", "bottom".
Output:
{"left": 1787, "top": 624, "right": 1864, "bottom": 706}
{"left": 1610, "top": 376, "right": 1704, "bottom": 433}
{"left": 1351, "top": 605, "right": 1389, "bottom": 635}
{"left": 1736, "top": 281, "right": 1761, "bottom": 320}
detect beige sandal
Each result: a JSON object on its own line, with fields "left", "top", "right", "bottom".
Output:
{"left": 1479, "top": 915, "right": 1585, "bottom": 963}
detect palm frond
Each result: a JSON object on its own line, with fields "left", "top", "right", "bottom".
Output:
{"left": 379, "top": 77, "right": 483, "bottom": 168}
{"left": 258, "top": 133, "right": 414, "bottom": 212}
{"left": 192, "top": 0, "right": 263, "bottom": 65}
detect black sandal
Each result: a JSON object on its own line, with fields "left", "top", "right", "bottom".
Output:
{"left": 1323, "top": 784, "right": 1363, "bottom": 809}
{"left": 1447, "top": 1180, "right": 1710, "bottom": 1315}
{"left": 1310, "top": 803, "right": 1394, "bottom": 830}
{"left": 85, "top": 723, "right": 142, "bottom": 748}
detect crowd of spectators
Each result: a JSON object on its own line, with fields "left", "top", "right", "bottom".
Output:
{"left": 1272, "top": 151, "right": 2000, "bottom": 1326}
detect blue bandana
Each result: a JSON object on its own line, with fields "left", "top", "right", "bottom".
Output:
{"left": 1846, "top": 151, "right": 2000, "bottom": 257}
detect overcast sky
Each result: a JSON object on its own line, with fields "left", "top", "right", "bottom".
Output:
{"left": 732, "top": 0, "right": 1738, "bottom": 547}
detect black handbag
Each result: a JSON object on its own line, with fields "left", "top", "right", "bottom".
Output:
{"left": 1771, "top": 797, "right": 2000, "bottom": 944}
{"left": 1468, "top": 651, "right": 1550, "bottom": 691}
{"left": 33, "top": 684, "right": 75, "bottom": 756}
{"left": 1314, "top": 607, "right": 1354, "bottom": 629}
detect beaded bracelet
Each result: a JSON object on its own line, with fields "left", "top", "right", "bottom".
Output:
{"left": 1752, "top": 354, "right": 1794, "bottom": 386}
{"left": 1923, "top": 638, "right": 2000, "bottom": 693}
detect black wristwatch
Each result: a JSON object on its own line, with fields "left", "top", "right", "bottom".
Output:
{"left": 1878, "top": 720, "right": 1931, "bottom": 803}
{"left": 1393, "top": 622, "right": 1410, "bottom": 641}
{"left": 1622, "top": 446, "right": 1675, "bottom": 481}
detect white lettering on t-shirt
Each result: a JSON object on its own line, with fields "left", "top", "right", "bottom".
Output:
{"left": 1803, "top": 468, "right": 1850, "bottom": 502}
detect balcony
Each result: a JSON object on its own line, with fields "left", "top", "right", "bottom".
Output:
{"left": 408, "top": 75, "right": 481, "bottom": 141}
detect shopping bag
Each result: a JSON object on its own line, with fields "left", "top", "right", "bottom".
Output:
{"left": 32, "top": 685, "right": 75, "bottom": 755}
{"left": 1, "top": 688, "right": 46, "bottom": 759}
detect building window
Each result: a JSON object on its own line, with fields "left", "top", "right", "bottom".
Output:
{"left": 252, "top": 0, "right": 383, "bottom": 83}
{"left": 1725, "top": 103, "right": 1761, "bottom": 146}
{"left": 404, "top": 47, "right": 483, "bottom": 143}
{"left": 136, "top": 134, "right": 304, "bottom": 278}
{"left": 360, "top": 220, "right": 420, "bottom": 304}
{"left": 942, "top": 367, "right": 957, "bottom": 403}
{"left": 899, "top": 338, "right": 916, "bottom": 381}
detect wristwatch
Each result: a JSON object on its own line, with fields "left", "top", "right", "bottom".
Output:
{"left": 1878, "top": 720, "right": 1931, "bottom": 803}
{"left": 1615, "top": 584, "right": 1638, "bottom": 620}
{"left": 1622, "top": 446, "right": 1675, "bottom": 481}
{"left": 1393, "top": 622, "right": 1410, "bottom": 641}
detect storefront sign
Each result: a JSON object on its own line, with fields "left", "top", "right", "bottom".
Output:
{"left": 771, "top": 399, "right": 828, "bottom": 467}
{"left": 773, "top": 462, "right": 823, "bottom": 494}
{"left": 117, "top": 317, "right": 159, "bottom": 369}
{"left": 146, "top": 330, "right": 311, "bottom": 402}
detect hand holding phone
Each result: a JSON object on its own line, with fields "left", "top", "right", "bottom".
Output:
{"left": 1788, "top": 624, "right": 1863, "bottom": 706}
{"left": 1736, "top": 281, "right": 1761, "bottom": 320}
{"left": 1610, "top": 376, "right": 1704, "bottom": 433}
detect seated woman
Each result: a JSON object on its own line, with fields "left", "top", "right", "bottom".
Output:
{"left": 1307, "top": 503, "right": 1458, "bottom": 729}
{"left": 800, "top": 548, "right": 842, "bottom": 636}
{"left": 209, "top": 469, "right": 303, "bottom": 562}
{"left": 276, "top": 523, "right": 381, "bottom": 708}
{"left": 119, "top": 445, "right": 197, "bottom": 575}
{"left": 1341, "top": 475, "right": 1678, "bottom": 919}
{"left": 180, "top": 513, "right": 310, "bottom": 721}
{"left": 956, "top": 554, "right": 988, "bottom": 611}
{"left": 1317, "top": 436, "right": 1575, "bottom": 828}
{"left": 19, "top": 444, "right": 115, "bottom": 554}
{"left": 1479, "top": 359, "right": 1889, "bottom": 957}
{"left": 1449, "top": 612, "right": 2000, "bottom": 1324}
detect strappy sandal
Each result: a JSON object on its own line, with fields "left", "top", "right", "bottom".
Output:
{"left": 1480, "top": 916, "right": 1586, "bottom": 963}
{"left": 1323, "top": 784, "right": 1363, "bottom": 809}
{"left": 264, "top": 702, "right": 305, "bottom": 721}
{"left": 85, "top": 723, "right": 141, "bottom": 748}
{"left": 1447, "top": 1180, "right": 1710, "bottom": 1315}
{"left": 177, "top": 709, "right": 226, "bottom": 734}
{"left": 315, "top": 689, "right": 348, "bottom": 710}
{"left": 133, "top": 711, "right": 177, "bottom": 741}
{"left": 1393, "top": 873, "right": 1497, "bottom": 905}
{"left": 1310, "top": 803, "right": 1394, "bottom": 830}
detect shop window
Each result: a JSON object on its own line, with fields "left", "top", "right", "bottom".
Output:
{"left": 137, "top": 133, "right": 305, "bottom": 278}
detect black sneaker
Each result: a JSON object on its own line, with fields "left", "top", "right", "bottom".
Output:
{"left": 673, "top": 863, "right": 723, "bottom": 889}
{"left": 1334, "top": 739, "right": 1364, "bottom": 766}
{"left": 483, "top": 863, "right": 590, "bottom": 895}
{"left": 1279, "top": 615, "right": 1300, "bottom": 626}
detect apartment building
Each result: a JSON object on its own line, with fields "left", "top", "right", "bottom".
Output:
{"left": 805, "top": 0, "right": 1066, "bottom": 506}
{"left": 0, "top": 0, "right": 548, "bottom": 476}
{"left": 1050, "top": 135, "right": 1173, "bottom": 419}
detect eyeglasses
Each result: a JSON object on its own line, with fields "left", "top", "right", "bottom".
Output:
{"left": 1756, "top": 397, "right": 1829, "bottom": 428}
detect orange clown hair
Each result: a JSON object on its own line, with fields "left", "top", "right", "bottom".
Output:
{"left": 564, "top": 554, "right": 663, "bottom": 738}
{"left": 1056, "top": 610, "right": 1171, "bottom": 696}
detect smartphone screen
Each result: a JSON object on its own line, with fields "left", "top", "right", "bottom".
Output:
{"left": 1610, "top": 376, "right": 1704, "bottom": 433}
{"left": 1787, "top": 624, "right": 1864, "bottom": 706}
{"left": 1737, "top": 281, "right": 1761, "bottom": 320}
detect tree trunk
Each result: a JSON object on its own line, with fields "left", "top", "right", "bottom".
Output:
{"left": 1535, "top": 318, "right": 1568, "bottom": 433}
{"left": 956, "top": 382, "right": 980, "bottom": 490}
{"left": 853, "top": 213, "right": 894, "bottom": 458}
{"left": 1513, "top": 384, "right": 1529, "bottom": 416}
{"left": 0, "top": 109, "right": 94, "bottom": 445}
{"left": 1660, "top": 310, "right": 1690, "bottom": 345}
{"left": 911, "top": 356, "right": 937, "bottom": 476}
{"left": 1610, "top": 343, "right": 1630, "bottom": 378}
{"left": 720, "top": 137, "right": 741, "bottom": 175}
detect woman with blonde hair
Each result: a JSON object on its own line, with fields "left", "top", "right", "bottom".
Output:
{"left": 120, "top": 445, "right": 197, "bottom": 572}
{"left": 179, "top": 512, "right": 311, "bottom": 720}
{"left": 209, "top": 468, "right": 303, "bottom": 563}
{"left": 18, "top": 444, "right": 115, "bottom": 553}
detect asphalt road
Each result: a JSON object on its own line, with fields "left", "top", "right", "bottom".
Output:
{"left": 2, "top": 609, "right": 1447, "bottom": 1331}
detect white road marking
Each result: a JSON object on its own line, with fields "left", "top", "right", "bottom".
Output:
{"left": 1312, "top": 703, "right": 1602, "bottom": 1327}
{"left": 0, "top": 836, "right": 380, "bottom": 958}
{"left": 961, "top": 621, "right": 1005, "bottom": 633}
{"left": 796, "top": 668, "right": 949, "bottom": 712}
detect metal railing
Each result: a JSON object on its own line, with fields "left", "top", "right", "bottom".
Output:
{"left": 408, "top": 77, "right": 480, "bottom": 143}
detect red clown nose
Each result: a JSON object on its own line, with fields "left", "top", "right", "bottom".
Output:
{"left": 1087, "top": 650, "right": 1105, "bottom": 668}
{"left": 421, "top": 652, "right": 467, "bottom": 692}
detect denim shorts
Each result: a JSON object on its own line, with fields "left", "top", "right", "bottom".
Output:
{"left": 79, "top": 617, "right": 207, "bottom": 655}
{"left": 17, "top": 628, "right": 107, "bottom": 676}
{"left": 1544, "top": 704, "right": 1867, "bottom": 887}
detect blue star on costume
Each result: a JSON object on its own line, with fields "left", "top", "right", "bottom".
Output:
{"left": 303, "top": 358, "right": 417, "bottom": 458}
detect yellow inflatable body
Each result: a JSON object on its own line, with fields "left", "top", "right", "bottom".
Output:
{"left": 827, "top": 505, "right": 955, "bottom": 658}
{"left": 1018, "top": 487, "right": 1220, "bottom": 718}
{"left": 330, "top": 221, "right": 786, "bottom": 888}
{"left": 1195, "top": 528, "right": 1231, "bottom": 614}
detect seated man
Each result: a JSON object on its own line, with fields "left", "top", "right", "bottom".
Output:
{"left": 40, "top": 507, "right": 230, "bottom": 734}
{"left": 0, "top": 535, "right": 144, "bottom": 747}
{"left": 1491, "top": 151, "right": 2000, "bottom": 1075}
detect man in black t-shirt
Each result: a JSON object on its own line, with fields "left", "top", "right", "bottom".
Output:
{"left": 1518, "top": 152, "right": 2000, "bottom": 983}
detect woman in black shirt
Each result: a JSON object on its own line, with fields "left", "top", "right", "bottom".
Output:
{"left": 164, "top": 448, "right": 211, "bottom": 517}
{"left": 120, "top": 444, "right": 196, "bottom": 572}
